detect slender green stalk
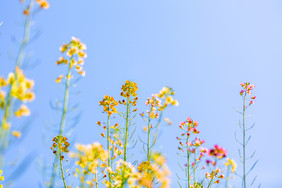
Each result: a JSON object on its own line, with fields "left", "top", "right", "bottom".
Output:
{"left": 124, "top": 98, "right": 129, "bottom": 162}
{"left": 49, "top": 58, "right": 72, "bottom": 188}
{"left": 16, "top": 0, "right": 34, "bottom": 67}
{"left": 0, "top": 0, "right": 35, "bottom": 170}
{"left": 147, "top": 117, "right": 151, "bottom": 161}
{"left": 106, "top": 114, "right": 112, "bottom": 186}
{"left": 207, "top": 177, "right": 214, "bottom": 188}
{"left": 242, "top": 92, "right": 247, "bottom": 188}
{"left": 186, "top": 136, "right": 190, "bottom": 188}
{"left": 95, "top": 169, "right": 98, "bottom": 188}
{"left": 58, "top": 141, "right": 67, "bottom": 188}
{"left": 194, "top": 154, "right": 196, "bottom": 186}
{"left": 58, "top": 60, "right": 72, "bottom": 135}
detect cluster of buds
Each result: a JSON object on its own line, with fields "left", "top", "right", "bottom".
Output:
{"left": 119, "top": 80, "right": 138, "bottom": 110}
{"left": 103, "top": 159, "right": 141, "bottom": 188}
{"left": 177, "top": 117, "right": 201, "bottom": 153}
{"left": 99, "top": 95, "right": 118, "bottom": 116}
{"left": 143, "top": 94, "right": 161, "bottom": 119}
{"left": 56, "top": 37, "right": 87, "bottom": 83}
{"left": 205, "top": 167, "right": 224, "bottom": 183}
{"left": 22, "top": 0, "right": 49, "bottom": 15}
{"left": 156, "top": 87, "right": 178, "bottom": 111}
{"left": 208, "top": 145, "right": 227, "bottom": 159}
{"left": 51, "top": 135, "right": 70, "bottom": 160}
{"left": 240, "top": 82, "right": 256, "bottom": 107}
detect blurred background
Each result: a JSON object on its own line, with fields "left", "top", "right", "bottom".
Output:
{"left": 1, "top": 0, "right": 282, "bottom": 187}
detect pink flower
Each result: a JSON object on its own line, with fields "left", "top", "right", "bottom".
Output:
{"left": 251, "top": 96, "right": 256, "bottom": 99}
{"left": 240, "top": 90, "right": 244, "bottom": 96}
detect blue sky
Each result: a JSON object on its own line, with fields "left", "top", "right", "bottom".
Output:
{"left": 1, "top": 0, "right": 282, "bottom": 187}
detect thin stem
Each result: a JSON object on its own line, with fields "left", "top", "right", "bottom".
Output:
{"left": 58, "top": 141, "right": 67, "bottom": 188}
{"left": 124, "top": 97, "right": 130, "bottom": 162}
{"left": 147, "top": 117, "right": 151, "bottom": 161}
{"left": 95, "top": 169, "right": 98, "bottom": 188}
{"left": 242, "top": 92, "right": 247, "bottom": 188}
{"left": 107, "top": 114, "right": 112, "bottom": 187}
{"left": 49, "top": 58, "right": 72, "bottom": 188}
{"left": 16, "top": 0, "right": 34, "bottom": 67}
{"left": 207, "top": 177, "right": 214, "bottom": 188}
{"left": 186, "top": 135, "right": 190, "bottom": 188}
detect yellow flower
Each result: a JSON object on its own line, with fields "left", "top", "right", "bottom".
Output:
{"left": 3, "top": 122, "right": 10, "bottom": 130}
{"left": 0, "top": 77, "right": 7, "bottom": 87}
{"left": 12, "top": 131, "right": 21, "bottom": 138}
{"left": 14, "top": 105, "right": 30, "bottom": 117}
{"left": 55, "top": 75, "right": 64, "bottom": 83}
{"left": 224, "top": 158, "right": 237, "bottom": 173}
{"left": 36, "top": 0, "right": 49, "bottom": 9}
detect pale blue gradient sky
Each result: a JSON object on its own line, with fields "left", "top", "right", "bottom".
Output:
{"left": 1, "top": 0, "right": 282, "bottom": 187}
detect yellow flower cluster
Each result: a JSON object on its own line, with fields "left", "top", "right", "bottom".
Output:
{"left": 145, "top": 94, "right": 161, "bottom": 119}
{"left": 0, "top": 67, "right": 34, "bottom": 114}
{"left": 120, "top": 80, "right": 138, "bottom": 99}
{"left": 99, "top": 95, "right": 118, "bottom": 116}
{"left": 72, "top": 142, "right": 108, "bottom": 172}
{"left": 104, "top": 159, "right": 141, "bottom": 188}
{"left": 71, "top": 143, "right": 108, "bottom": 187}
{"left": 156, "top": 87, "right": 178, "bottom": 111}
{"left": 137, "top": 153, "right": 170, "bottom": 188}
{"left": 51, "top": 135, "right": 70, "bottom": 160}
{"left": 205, "top": 167, "right": 224, "bottom": 184}
{"left": 224, "top": 158, "right": 237, "bottom": 173}
{"left": 56, "top": 37, "right": 87, "bottom": 83}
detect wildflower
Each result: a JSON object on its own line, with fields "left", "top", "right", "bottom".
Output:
{"left": 120, "top": 80, "right": 138, "bottom": 99}
{"left": 99, "top": 95, "right": 118, "bottom": 116}
{"left": 12, "top": 131, "right": 21, "bottom": 138}
{"left": 224, "top": 158, "right": 237, "bottom": 173}
{"left": 56, "top": 37, "right": 87, "bottom": 81}
{"left": 208, "top": 145, "right": 227, "bottom": 159}
{"left": 51, "top": 135, "right": 70, "bottom": 160}
{"left": 14, "top": 104, "right": 30, "bottom": 117}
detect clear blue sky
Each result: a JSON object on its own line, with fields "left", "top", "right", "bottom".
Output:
{"left": 1, "top": 0, "right": 282, "bottom": 187}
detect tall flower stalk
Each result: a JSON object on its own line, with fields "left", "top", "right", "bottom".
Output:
{"left": 49, "top": 37, "right": 87, "bottom": 188}
{"left": 119, "top": 80, "right": 138, "bottom": 162}
{"left": 98, "top": 95, "right": 119, "bottom": 186}
{"left": 238, "top": 82, "right": 256, "bottom": 188}
{"left": 0, "top": 0, "right": 48, "bottom": 170}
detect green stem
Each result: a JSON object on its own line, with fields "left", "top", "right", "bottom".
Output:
{"left": 107, "top": 114, "right": 112, "bottom": 187}
{"left": 95, "top": 169, "right": 98, "bottom": 188}
{"left": 49, "top": 58, "right": 72, "bottom": 188}
{"left": 242, "top": 92, "right": 246, "bottom": 188}
{"left": 147, "top": 117, "right": 151, "bottom": 161}
{"left": 207, "top": 177, "right": 214, "bottom": 188}
{"left": 124, "top": 98, "right": 129, "bottom": 162}
{"left": 186, "top": 136, "right": 190, "bottom": 188}
{"left": 16, "top": 0, "right": 34, "bottom": 67}
{"left": 58, "top": 141, "right": 67, "bottom": 188}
